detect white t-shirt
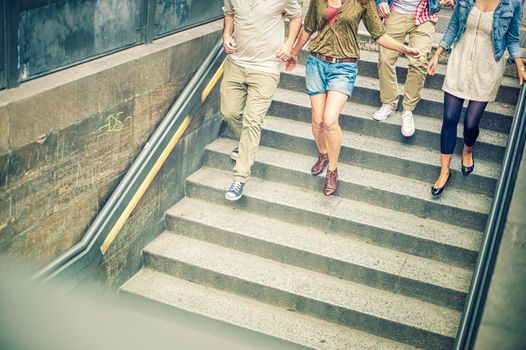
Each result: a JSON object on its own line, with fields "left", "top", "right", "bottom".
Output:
{"left": 223, "top": 0, "right": 302, "bottom": 75}
{"left": 392, "top": 0, "right": 420, "bottom": 14}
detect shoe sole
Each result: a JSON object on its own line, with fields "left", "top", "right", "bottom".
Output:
{"left": 225, "top": 193, "right": 242, "bottom": 201}
{"left": 230, "top": 154, "right": 238, "bottom": 161}
{"left": 311, "top": 167, "right": 327, "bottom": 176}
{"left": 372, "top": 111, "right": 394, "bottom": 121}
{"left": 401, "top": 128, "right": 415, "bottom": 137}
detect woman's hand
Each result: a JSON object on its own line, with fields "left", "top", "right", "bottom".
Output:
{"left": 428, "top": 54, "right": 439, "bottom": 75}
{"left": 285, "top": 56, "right": 298, "bottom": 71}
{"left": 377, "top": 2, "right": 390, "bottom": 18}
{"left": 223, "top": 34, "right": 236, "bottom": 54}
{"left": 517, "top": 66, "right": 526, "bottom": 85}
{"left": 439, "top": 0, "right": 456, "bottom": 7}
{"left": 404, "top": 46, "right": 422, "bottom": 60}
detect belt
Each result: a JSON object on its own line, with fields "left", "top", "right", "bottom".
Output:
{"left": 310, "top": 52, "right": 357, "bottom": 64}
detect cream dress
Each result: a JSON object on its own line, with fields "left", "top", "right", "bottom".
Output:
{"left": 442, "top": 6, "right": 506, "bottom": 102}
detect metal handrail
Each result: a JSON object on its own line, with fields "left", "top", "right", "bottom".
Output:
{"left": 32, "top": 40, "right": 226, "bottom": 283}
{"left": 454, "top": 85, "right": 526, "bottom": 349}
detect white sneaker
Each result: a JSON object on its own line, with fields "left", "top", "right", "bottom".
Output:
{"left": 401, "top": 111, "right": 416, "bottom": 137}
{"left": 373, "top": 105, "right": 395, "bottom": 121}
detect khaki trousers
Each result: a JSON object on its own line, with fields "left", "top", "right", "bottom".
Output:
{"left": 220, "top": 59, "right": 279, "bottom": 183}
{"left": 378, "top": 11, "right": 436, "bottom": 112}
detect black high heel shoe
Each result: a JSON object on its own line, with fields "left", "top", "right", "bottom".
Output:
{"left": 461, "top": 153, "right": 475, "bottom": 176}
{"left": 431, "top": 172, "right": 451, "bottom": 196}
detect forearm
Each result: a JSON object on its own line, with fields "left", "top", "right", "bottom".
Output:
{"left": 376, "top": 35, "right": 408, "bottom": 53}
{"left": 286, "top": 17, "right": 303, "bottom": 47}
{"left": 223, "top": 15, "right": 234, "bottom": 37}
{"left": 434, "top": 46, "right": 445, "bottom": 57}
{"left": 291, "top": 29, "right": 312, "bottom": 56}
{"left": 514, "top": 57, "right": 525, "bottom": 70}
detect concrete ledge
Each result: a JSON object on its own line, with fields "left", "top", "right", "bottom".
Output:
{"left": 0, "top": 20, "right": 223, "bottom": 152}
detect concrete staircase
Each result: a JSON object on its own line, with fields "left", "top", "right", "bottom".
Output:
{"left": 120, "top": 27, "right": 519, "bottom": 349}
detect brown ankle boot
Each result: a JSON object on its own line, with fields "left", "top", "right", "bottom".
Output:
{"left": 311, "top": 153, "right": 329, "bottom": 176}
{"left": 323, "top": 168, "right": 338, "bottom": 196}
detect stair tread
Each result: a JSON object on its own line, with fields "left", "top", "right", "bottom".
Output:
{"left": 142, "top": 233, "right": 461, "bottom": 338}
{"left": 208, "top": 137, "right": 491, "bottom": 216}
{"left": 263, "top": 115, "right": 501, "bottom": 180}
{"left": 121, "top": 268, "right": 417, "bottom": 350}
{"left": 187, "top": 167, "right": 481, "bottom": 254}
{"left": 273, "top": 87, "right": 508, "bottom": 149}
{"left": 168, "top": 197, "right": 472, "bottom": 294}
{"left": 285, "top": 63, "right": 515, "bottom": 117}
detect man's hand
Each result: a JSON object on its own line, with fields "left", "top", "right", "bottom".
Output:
{"left": 377, "top": 2, "right": 390, "bottom": 18}
{"left": 404, "top": 46, "right": 422, "bottom": 60}
{"left": 223, "top": 34, "right": 236, "bottom": 54}
{"left": 276, "top": 42, "right": 293, "bottom": 61}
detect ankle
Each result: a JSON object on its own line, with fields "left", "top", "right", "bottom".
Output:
{"left": 440, "top": 170, "right": 450, "bottom": 177}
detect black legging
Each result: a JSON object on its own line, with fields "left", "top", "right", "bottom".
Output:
{"left": 440, "top": 92, "right": 488, "bottom": 154}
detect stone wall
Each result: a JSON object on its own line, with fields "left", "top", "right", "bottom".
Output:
{"left": 0, "top": 21, "right": 223, "bottom": 288}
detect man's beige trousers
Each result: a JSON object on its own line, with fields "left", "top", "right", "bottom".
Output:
{"left": 220, "top": 59, "right": 279, "bottom": 183}
{"left": 378, "top": 11, "right": 436, "bottom": 112}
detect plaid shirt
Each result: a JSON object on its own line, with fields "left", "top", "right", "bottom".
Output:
{"left": 386, "top": 0, "right": 439, "bottom": 25}
{"left": 414, "top": 0, "right": 439, "bottom": 25}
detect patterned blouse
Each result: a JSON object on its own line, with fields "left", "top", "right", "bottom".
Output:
{"left": 304, "top": 0, "right": 385, "bottom": 59}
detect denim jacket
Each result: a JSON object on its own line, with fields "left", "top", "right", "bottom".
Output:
{"left": 375, "top": 0, "right": 442, "bottom": 16}
{"left": 440, "top": 0, "right": 522, "bottom": 62}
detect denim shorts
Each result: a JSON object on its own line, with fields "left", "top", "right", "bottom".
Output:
{"left": 305, "top": 53, "right": 358, "bottom": 97}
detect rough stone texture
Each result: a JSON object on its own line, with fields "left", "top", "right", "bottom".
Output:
{"left": 206, "top": 138, "right": 490, "bottom": 231}
{"left": 474, "top": 157, "right": 526, "bottom": 350}
{"left": 186, "top": 167, "right": 481, "bottom": 269}
{"left": 0, "top": 22, "right": 223, "bottom": 278}
{"left": 141, "top": 234, "right": 459, "bottom": 349}
{"left": 121, "top": 269, "right": 416, "bottom": 350}
{"left": 166, "top": 197, "right": 471, "bottom": 310}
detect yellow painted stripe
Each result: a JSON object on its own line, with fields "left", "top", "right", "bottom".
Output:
{"left": 200, "top": 60, "right": 225, "bottom": 102}
{"left": 100, "top": 116, "right": 192, "bottom": 255}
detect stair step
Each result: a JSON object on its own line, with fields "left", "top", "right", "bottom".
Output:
{"left": 185, "top": 167, "right": 481, "bottom": 268}
{"left": 205, "top": 138, "right": 491, "bottom": 230}
{"left": 121, "top": 269, "right": 417, "bottom": 350}
{"left": 141, "top": 233, "right": 460, "bottom": 349}
{"left": 166, "top": 198, "right": 472, "bottom": 310}
{"left": 295, "top": 50, "right": 520, "bottom": 106}
{"left": 280, "top": 64, "right": 515, "bottom": 134}
{"left": 247, "top": 115, "right": 499, "bottom": 197}
{"left": 269, "top": 88, "right": 508, "bottom": 163}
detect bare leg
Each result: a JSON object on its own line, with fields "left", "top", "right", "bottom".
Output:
{"left": 309, "top": 93, "right": 328, "bottom": 154}
{"left": 434, "top": 154, "right": 452, "bottom": 188}
{"left": 323, "top": 91, "right": 349, "bottom": 171}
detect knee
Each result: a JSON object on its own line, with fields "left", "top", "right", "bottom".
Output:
{"left": 408, "top": 58, "right": 428, "bottom": 75}
{"left": 312, "top": 119, "right": 323, "bottom": 130}
{"left": 323, "top": 119, "right": 338, "bottom": 133}
{"left": 221, "top": 105, "right": 240, "bottom": 121}
{"left": 464, "top": 122, "right": 479, "bottom": 136}
{"left": 443, "top": 112, "right": 459, "bottom": 129}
